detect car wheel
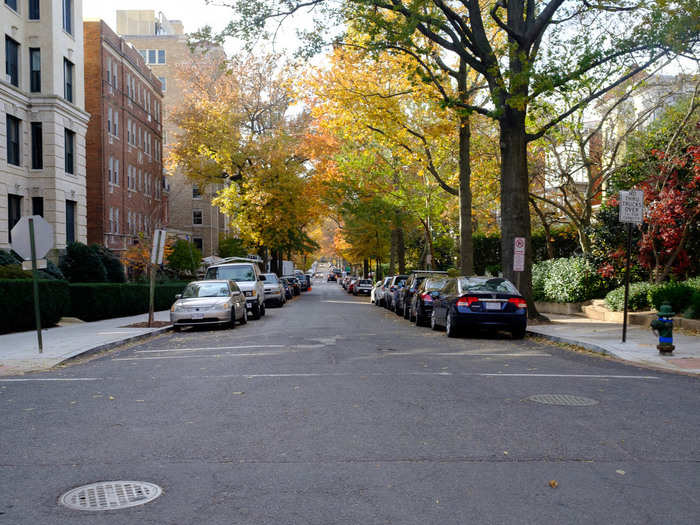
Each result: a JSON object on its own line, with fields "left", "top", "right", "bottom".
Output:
{"left": 251, "top": 303, "right": 261, "bottom": 320}
{"left": 511, "top": 325, "right": 526, "bottom": 339}
{"left": 173, "top": 325, "right": 181, "bottom": 332}
{"left": 446, "top": 312, "right": 460, "bottom": 338}
{"left": 431, "top": 310, "right": 440, "bottom": 331}
{"left": 415, "top": 311, "right": 422, "bottom": 327}
{"left": 229, "top": 308, "right": 237, "bottom": 329}
{"left": 240, "top": 307, "right": 248, "bottom": 324}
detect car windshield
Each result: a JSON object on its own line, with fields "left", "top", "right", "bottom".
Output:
{"left": 182, "top": 282, "right": 229, "bottom": 298}
{"left": 263, "top": 274, "right": 279, "bottom": 283}
{"left": 210, "top": 265, "right": 256, "bottom": 282}
{"left": 359, "top": 280, "right": 372, "bottom": 285}
{"left": 459, "top": 277, "right": 520, "bottom": 294}
{"left": 424, "top": 279, "right": 448, "bottom": 291}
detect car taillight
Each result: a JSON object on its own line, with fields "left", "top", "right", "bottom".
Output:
{"left": 390, "top": 286, "right": 396, "bottom": 291}
{"left": 509, "top": 298, "right": 527, "bottom": 309}
{"left": 421, "top": 293, "right": 433, "bottom": 303}
{"left": 457, "top": 296, "right": 479, "bottom": 306}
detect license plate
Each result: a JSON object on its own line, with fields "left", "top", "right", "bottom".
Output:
{"left": 485, "top": 302, "right": 501, "bottom": 310}
{"left": 192, "top": 313, "right": 204, "bottom": 319}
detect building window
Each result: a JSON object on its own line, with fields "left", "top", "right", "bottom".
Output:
{"left": 193, "top": 210, "right": 203, "bottom": 225}
{"left": 193, "top": 238, "right": 203, "bottom": 251}
{"left": 6, "top": 115, "right": 20, "bottom": 166}
{"left": 29, "top": 47, "right": 40, "bottom": 92}
{"left": 158, "top": 76, "right": 166, "bottom": 93}
{"left": 114, "top": 208, "right": 119, "bottom": 234}
{"left": 157, "top": 49, "right": 166, "bottom": 64}
{"left": 107, "top": 107, "right": 112, "bottom": 133}
{"left": 31, "top": 122, "right": 42, "bottom": 169}
{"left": 8, "top": 194, "right": 22, "bottom": 243}
{"left": 62, "top": 0, "right": 72, "bottom": 35}
{"left": 5, "top": 36, "right": 19, "bottom": 87}
{"left": 66, "top": 200, "right": 76, "bottom": 243}
{"left": 192, "top": 185, "right": 201, "bottom": 199}
{"left": 108, "top": 156, "right": 113, "bottom": 184}
{"left": 32, "top": 196, "right": 43, "bottom": 217}
{"left": 5, "top": 0, "right": 17, "bottom": 11}
{"left": 64, "top": 129, "right": 75, "bottom": 174}
{"left": 114, "top": 159, "right": 119, "bottom": 186}
{"left": 109, "top": 207, "right": 114, "bottom": 233}
{"left": 114, "top": 111, "right": 119, "bottom": 136}
{"left": 63, "top": 58, "right": 73, "bottom": 102}
{"left": 138, "top": 50, "right": 147, "bottom": 62}
{"left": 148, "top": 49, "right": 156, "bottom": 64}
{"left": 29, "top": 0, "right": 40, "bottom": 19}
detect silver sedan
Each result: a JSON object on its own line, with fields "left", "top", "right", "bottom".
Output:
{"left": 170, "top": 280, "right": 248, "bottom": 331}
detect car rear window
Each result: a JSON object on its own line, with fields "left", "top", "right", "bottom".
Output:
{"left": 425, "top": 279, "right": 447, "bottom": 291}
{"left": 207, "top": 265, "right": 256, "bottom": 282}
{"left": 459, "top": 277, "right": 520, "bottom": 294}
{"left": 359, "top": 280, "right": 372, "bottom": 285}
{"left": 182, "top": 282, "right": 229, "bottom": 298}
{"left": 263, "top": 274, "right": 279, "bottom": 283}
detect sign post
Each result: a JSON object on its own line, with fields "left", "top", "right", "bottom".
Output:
{"left": 10, "top": 215, "right": 54, "bottom": 354}
{"left": 148, "top": 229, "right": 167, "bottom": 327}
{"left": 513, "top": 237, "right": 525, "bottom": 290}
{"left": 618, "top": 190, "right": 644, "bottom": 343}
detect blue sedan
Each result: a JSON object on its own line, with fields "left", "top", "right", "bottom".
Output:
{"left": 430, "top": 277, "right": 527, "bottom": 339}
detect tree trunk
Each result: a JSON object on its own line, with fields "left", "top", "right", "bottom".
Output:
{"left": 396, "top": 214, "right": 406, "bottom": 274}
{"left": 389, "top": 228, "right": 397, "bottom": 275}
{"left": 500, "top": 109, "right": 538, "bottom": 317}
{"left": 363, "top": 258, "right": 369, "bottom": 278}
{"left": 458, "top": 113, "right": 474, "bottom": 275}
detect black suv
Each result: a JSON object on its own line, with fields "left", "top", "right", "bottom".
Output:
{"left": 396, "top": 271, "right": 448, "bottom": 319}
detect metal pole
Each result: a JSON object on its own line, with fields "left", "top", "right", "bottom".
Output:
{"left": 622, "top": 222, "right": 632, "bottom": 343}
{"left": 28, "top": 218, "right": 43, "bottom": 353}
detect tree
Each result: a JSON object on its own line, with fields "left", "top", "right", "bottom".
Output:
{"left": 167, "top": 240, "right": 202, "bottom": 278}
{"left": 60, "top": 242, "right": 107, "bottom": 283}
{"left": 207, "top": 0, "right": 699, "bottom": 315}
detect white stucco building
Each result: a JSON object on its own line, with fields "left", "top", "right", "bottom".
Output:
{"left": 1, "top": 0, "right": 90, "bottom": 254}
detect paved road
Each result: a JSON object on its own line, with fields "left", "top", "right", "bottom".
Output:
{"left": 1, "top": 281, "right": 699, "bottom": 524}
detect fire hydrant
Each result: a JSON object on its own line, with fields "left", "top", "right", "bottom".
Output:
{"left": 650, "top": 302, "right": 675, "bottom": 355}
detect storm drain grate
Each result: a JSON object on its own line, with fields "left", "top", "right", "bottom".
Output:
{"left": 526, "top": 394, "right": 599, "bottom": 406}
{"left": 60, "top": 481, "right": 162, "bottom": 511}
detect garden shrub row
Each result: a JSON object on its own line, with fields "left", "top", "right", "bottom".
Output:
{"left": 532, "top": 257, "right": 608, "bottom": 303}
{"left": 0, "top": 279, "right": 70, "bottom": 334}
{"left": 605, "top": 279, "right": 700, "bottom": 318}
{"left": 68, "top": 282, "right": 188, "bottom": 322}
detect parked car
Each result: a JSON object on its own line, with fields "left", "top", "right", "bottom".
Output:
{"left": 170, "top": 280, "right": 247, "bottom": 331}
{"left": 327, "top": 273, "right": 336, "bottom": 282}
{"left": 204, "top": 258, "right": 266, "bottom": 319}
{"left": 373, "top": 277, "right": 392, "bottom": 306}
{"left": 280, "top": 277, "right": 293, "bottom": 299}
{"left": 347, "top": 278, "right": 358, "bottom": 294}
{"left": 285, "top": 276, "right": 301, "bottom": 296}
{"left": 354, "top": 279, "right": 373, "bottom": 296}
{"left": 295, "top": 271, "right": 309, "bottom": 291}
{"left": 411, "top": 277, "right": 448, "bottom": 326}
{"left": 430, "top": 277, "right": 527, "bottom": 338}
{"left": 262, "top": 273, "right": 285, "bottom": 307}
{"left": 385, "top": 274, "right": 409, "bottom": 311}
{"left": 396, "top": 271, "right": 448, "bottom": 319}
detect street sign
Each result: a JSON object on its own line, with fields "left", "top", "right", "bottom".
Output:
{"left": 150, "top": 229, "right": 167, "bottom": 264}
{"left": 513, "top": 237, "right": 525, "bottom": 272}
{"left": 619, "top": 190, "right": 644, "bottom": 223}
{"left": 10, "top": 215, "right": 54, "bottom": 260}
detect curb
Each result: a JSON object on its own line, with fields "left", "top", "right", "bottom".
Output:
{"left": 526, "top": 329, "right": 613, "bottom": 357}
{"left": 56, "top": 325, "right": 173, "bottom": 366}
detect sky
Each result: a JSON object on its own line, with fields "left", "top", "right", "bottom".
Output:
{"left": 82, "top": 0, "right": 307, "bottom": 56}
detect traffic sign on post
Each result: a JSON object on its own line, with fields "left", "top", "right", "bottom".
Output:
{"left": 513, "top": 237, "right": 525, "bottom": 272}
{"left": 619, "top": 190, "right": 644, "bottom": 223}
{"left": 10, "top": 215, "right": 54, "bottom": 260}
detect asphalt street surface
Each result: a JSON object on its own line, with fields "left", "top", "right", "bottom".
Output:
{"left": 1, "top": 280, "right": 699, "bottom": 524}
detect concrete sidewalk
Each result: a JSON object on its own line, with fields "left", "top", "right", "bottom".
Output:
{"left": 0, "top": 311, "right": 172, "bottom": 376}
{"left": 528, "top": 314, "right": 700, "bottom": 375}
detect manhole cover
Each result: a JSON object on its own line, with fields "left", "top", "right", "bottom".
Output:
{"left": 60, "top": 481, "right": 162, "bottom": 511}
{"left": 526, "top": 394, "right": 599, "bottom": 406}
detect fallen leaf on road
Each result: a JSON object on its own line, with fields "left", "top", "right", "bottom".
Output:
{"left": 109, "top": 396, "right": 115, "bottom": 400}
{"left": 549, "top": 480, "right": 558, "bottom": 489}
{"left": 503, "top": 451, "right": 509, "bottom": 455}
{"left": 232, "top": 392, "right": 245, "bottom": 395}
{"left": 616, "top": 470, "right": 625, "bottom": 475}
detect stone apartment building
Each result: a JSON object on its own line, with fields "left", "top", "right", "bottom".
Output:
{"left": 116, "top": 10, "right": 228, "bottom": 257}
{"left": 1, "top": 0, "right": 90, "bottom": 254}
{"left": 83, "top": 20, "right": 166, "bottom": 252}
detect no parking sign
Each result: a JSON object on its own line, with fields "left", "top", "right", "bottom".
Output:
{"left": 513, "top": 237, "right": 525, "bottom": 272}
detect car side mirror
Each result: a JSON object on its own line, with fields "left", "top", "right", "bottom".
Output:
{"left": 175, "top": 294, "right": 182, "bottom": 300}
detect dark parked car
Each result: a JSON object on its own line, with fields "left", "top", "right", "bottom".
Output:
{"left": 430, "top": 277, "right": 527, "bottom": 338}
{"left": 411, "top": 277, "right": 448, "bottom": 326}
{"left": 285, "top": 276, "right": 301, "bottom": 296}
{"left": 280, "top": 277, "right": 293, "bottom": 299}
{"left": 396, "top": 271, "right": 448, "bottom": 319}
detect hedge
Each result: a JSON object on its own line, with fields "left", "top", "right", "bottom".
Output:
{"left": 68, "top": 282, "right": 188, "bottom": 321}
{"left": 0, "top": 279, "right": 70, "bottom": 334}
{"left": 533, "top": 257, "right": 608, "bottom": 303}
{"left": 605, "top": 279, "right": 700, "bottom": 317}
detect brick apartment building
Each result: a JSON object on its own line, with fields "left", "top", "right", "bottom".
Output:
{"left": 83, "top": 20, "right": 166, "bottom": 252}
{"left": 117, "top": 10, "right": 228, "bottom": 257}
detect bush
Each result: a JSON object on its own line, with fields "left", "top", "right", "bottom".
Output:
{"left": 541, "top": 257, "right": 607, "bottom": 303}
{"left": 91, "top": 245, "right": 126, "bottom": 283}
{"left": 68, "top": 282, "right": 188, "bottom": 321}
{"left": 648, "top": 282, "right": 695, "bottom": 313}
{"left": 0, "top": 249, "right": 64, "bottom": 280}
{"left": 0, "top": 279, "right": 70, "bottom": 333}
{"left": 0, "top": 264, "right": 31, "bottom": 279}
{"left": 166, "top": 240, "right": 202, "bottom": 278}
{"left": 532, "top": 259, "right": 555, "bottom": 302}
{"left": 60, "top": 242, "right": 107, "bottom": 282}
{"left": 683, "top": 291, "right": 700, "bottom": 319}
{"left": 605, "top": 282, "right": 653, "bottom": 311}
